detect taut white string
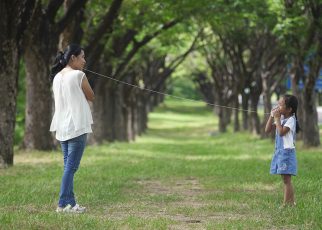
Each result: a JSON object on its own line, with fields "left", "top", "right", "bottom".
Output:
{"left": 84, "top": 68, "right": 269, "bottom": 114}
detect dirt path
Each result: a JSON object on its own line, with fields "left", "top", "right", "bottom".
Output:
{"left": 105, "top": 177, "right": 262, "bottom": 229}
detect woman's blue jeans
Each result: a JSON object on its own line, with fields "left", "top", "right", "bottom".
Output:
{"left": 58, "top": 134, "right": 87, "bottom": 207}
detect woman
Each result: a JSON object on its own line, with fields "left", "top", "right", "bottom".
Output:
{"left": 50, "top": 44, "right": 94, "bottom": 213}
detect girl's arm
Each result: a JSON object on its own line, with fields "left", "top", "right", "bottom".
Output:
{"left": 265, "top": 107, "right": 278, "bottom": 133}
{"left": 265, "top": 115, "right": 275, "bottom": 133}
{"left": 274, "top": 117, "right": 290, "bottom": 136}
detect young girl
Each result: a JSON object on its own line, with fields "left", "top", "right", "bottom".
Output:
{"left": 265, "top": 94, "right": 300, "bottom": 207}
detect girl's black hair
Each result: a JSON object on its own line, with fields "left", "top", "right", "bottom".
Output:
{"left": 283, "top": 94, "right": 300, "bottom": 133}
{"left": 50, "top": 44, "right": 83, "bottom": 81}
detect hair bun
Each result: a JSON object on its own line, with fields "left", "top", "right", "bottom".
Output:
{"left": 58, "top": 51, "right": 67, "bottom": 65}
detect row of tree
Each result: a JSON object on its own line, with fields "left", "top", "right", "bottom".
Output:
{"left": 193, "top": 0, "right": 321, "bottom": 144}
{"left": 0, "top": 0, "right": 321, "bottom": 168}
{"left": 0, "top": 0, "right": 202, "bottom": 168}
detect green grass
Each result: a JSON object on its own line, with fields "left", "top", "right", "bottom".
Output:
{"left": 1, "top": 98, "right": 322, "bottom": 229}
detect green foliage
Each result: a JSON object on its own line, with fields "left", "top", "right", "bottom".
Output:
{"left": 166, "top": 75, "right": 202, "bottom": 100}
{"left": 14, "top": 60, "right": 26, "bottom": 145}
{"left": 271, "top": 0, "right": 321, "bottom": 55}
{"left": 273, "top": 14, "right": 308, "bottom": 52}
{"left": 165, "top": 52, "right": 208, "bottom": 100}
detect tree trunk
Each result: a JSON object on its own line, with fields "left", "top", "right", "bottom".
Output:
{"left": 233, "top": 95, "right": 240, "bottom": 132}
{"left": 0, "top": 0, "right": 35, "bottom": 166}
{"left": 216, "top": 91, "right": 228, "bottom": 132}
{"left": 58, "top": 0, "right": 84, "bottom": 50}
{"left": 123, "top": 94, "right": 134, "bottom": 142}
{"left": 136, "top": 94, "right": 143, "bottom": 135}
{"left": 105, "top": 89, "right": 117, "bottom": 141}
{"left": 225, "top": 107, "right": 232, "bottom": 127}
{"left": 23, "top": 46, "right": 54, "bottom": 149}
{"left": 218, "top": 107, "right": 232, "bottom": 133}
{"left": 249, "top": 91, "right": 261, "bottom": 135}
{"left": 131, "top": 93, "right": 138, "bottom": 139}
{"left": 114, "top": 85, "right": 126, "bottom": 141}
{"left": 122, "top": 79, "right": 136, "bottom": 141}
{"left": 261, "top": 73, "right": 273, "bottom": 138}
{"left": 124, "top": 103, "right": 134, "bottom": 141}
{"left": 91, "top": 78, "right": 111, "bottom": 143}
{"left": 302, "top": 87, "right": 320, "bottom": 146}
{"left": 289, "top": 60, "right": 304, "bottom": 140}
{"left": 261, "top": 89, "right": 274, "bottom": 139}
{"left": 92, "top": 81, "right": 139, "bottom": 143}
{"left": 22, "top": 3, "right": 58, "bottom": 150}
{"left": 194, "top": 72, "right": 215, "bottom": 104}
{"left": 241, "top": 91, "right": 250, "bottom": 131}
{"left": 0, "top": 41, "right": 19, "bottom": 168}
{"left": 139, "top": 94, "right": 149, "bottom": 134}
{"left": 218, "top": 108, "right": 226, "bottom": 132}
{"left": 301, "top": 40, "right": 321, "bottom": 146}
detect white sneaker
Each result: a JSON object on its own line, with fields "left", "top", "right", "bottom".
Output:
{"left": 72, "top": 204, "right": 86, "bottom": 213}
{"left": 63, "top": 204, "right": 86, "bottom": 213}
{"left": 55, "top": 204, "right": 86, "bottom": 213}
{"left": 55, "top": 206, "right": 64, "bottom": 213}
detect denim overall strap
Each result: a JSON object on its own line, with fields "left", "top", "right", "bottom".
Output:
{"left": 275, "top": 118, "right": 289, "bottom": 150}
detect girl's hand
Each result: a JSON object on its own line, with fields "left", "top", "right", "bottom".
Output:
{"left": 273, "top": 108, "right": 281, "bottom": 118}
{"left": 270, "top": 107, "right": 278, "bottom": 117}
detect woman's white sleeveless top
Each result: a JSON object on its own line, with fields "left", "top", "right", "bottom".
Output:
{"left": 50, "top": 70, "right": 93, "bottom": 141}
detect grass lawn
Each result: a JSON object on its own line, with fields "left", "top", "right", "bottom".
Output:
{"left": 1, "top": 98, "right": 321, "bottom": 229}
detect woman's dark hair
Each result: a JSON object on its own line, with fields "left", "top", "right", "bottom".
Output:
{"left": 283, "top": 94, "right": 300, "bottom": 133}
{"left": 50, "top": 44, "right": 83, "bottom": 81}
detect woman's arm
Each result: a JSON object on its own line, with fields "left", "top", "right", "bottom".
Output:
{"left": 81, "top": 76, "right": 95, "bottom": 101}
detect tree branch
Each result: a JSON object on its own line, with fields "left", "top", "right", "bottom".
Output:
{"left": 168, "top": 30, "right": 202, "bottom": 70}
{"left": 57, "top": 0, "right": 88, "bottom": 34}
{"left": 114, "top": 19, "right": 179, "bottom": 79}
{"left": 17, "top": 0, "right": 36, "bottom": 53}
{"left": 46, "top": 0, "right": 64, "bottom": 22}
{"left": 85, "top": 0, "right": 123, "bottom": 54}
{"left": 149, "top": 32, "right": 202, "bottom": 96}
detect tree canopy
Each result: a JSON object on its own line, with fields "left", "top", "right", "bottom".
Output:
{"left": 0, "top": 0, "right": 321, "bottom": 168}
